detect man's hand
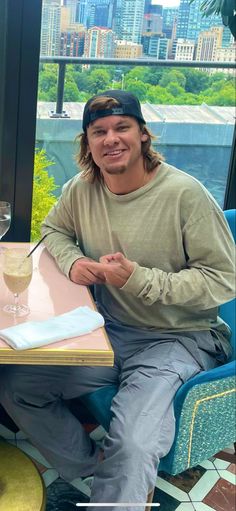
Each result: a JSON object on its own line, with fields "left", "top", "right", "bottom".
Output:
{"left": 99, "top": 252, "right": 135, "bottom": 288}
{"left": 69, "top": 257, "right": 106, "bottom": 285}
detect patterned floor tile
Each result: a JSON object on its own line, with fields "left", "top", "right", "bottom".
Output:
{"left": 216, "top": 469, "right": 236, "bottom": 485}
{"left": 227, "top": 463, "right": 236, "bottom": 475}
{"left": 212, "top": 458, "right": 230, "bottom": 470}
{"left": 203, "top": 478, "right": 236, "bottom": 511}
{"left": 193, "top": 504, "right": 215, "bottom": 510}
{"left": 15, "top": 439, "right": 52, "bottom": 468}
{"left": 42, "top": 468, "right": 60, "bottom": 488}
{"left": 159, "top": 466, "right": 206, "bottom": 493}
{"left": 1, "top": 428, "right": 235, "bottom": 511}
{"left": 153, "top": 486, "right": 181, "bottom": 511}
{"left": 46, "top": 478, "right": 89, "bottom": 511}
{"left": 175, "top": 504, "right": 195, "bottom": 511}
{"left": 156, "top": 476, "right": 190, "bottom": 502}
{"left": 214, "top": 449, "right": 236, "bottom": 464}
{"left": 189, "top": 471, "right": 219, "bottom": 501}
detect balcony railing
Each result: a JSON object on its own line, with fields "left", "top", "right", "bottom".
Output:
{"left": 39, "top": 56, "right": 236, "bottom": 118}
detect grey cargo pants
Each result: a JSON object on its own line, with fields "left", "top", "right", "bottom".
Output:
{"left": 0, "top": 322, "right": 221, "bottom": 511}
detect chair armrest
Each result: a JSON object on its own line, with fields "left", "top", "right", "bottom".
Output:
{"left": 173, "top": 360, "right": 236, "bottom": 416}
{"left": 160, "top": 362, "right": 236, "bottom": 474}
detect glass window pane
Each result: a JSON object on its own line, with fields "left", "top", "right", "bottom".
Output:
{"left": 32, "top": 0, "right": 235, "bottom": 239}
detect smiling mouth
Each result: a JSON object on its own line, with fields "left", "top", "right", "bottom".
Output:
{"left": 104, "top": 149, "right": 125, "bottom": 157}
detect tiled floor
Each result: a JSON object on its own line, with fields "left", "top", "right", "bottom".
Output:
{"left": 0, "top": 422, "right": 235, "bottom": 511}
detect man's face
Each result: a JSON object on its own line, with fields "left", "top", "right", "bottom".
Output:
{"left": 86, "top": 115, "right": 147, "bottom": 177}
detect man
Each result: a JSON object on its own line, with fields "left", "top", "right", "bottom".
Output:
{"left": 0, "top": 90, "right": 235, "bottom": 511}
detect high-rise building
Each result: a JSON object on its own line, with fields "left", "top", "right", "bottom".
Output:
{"left": 63, "top": 0, "right": 79, "bottom": 24}
{"left": 142, "top": 12, "right": 163, "bottom": 35}
{"left": 176, "top": 0, "right": 220, "bottom": 41}
{"left": 84, "top": 26, "right": 115, "bottom": 57}
{"left": 144, "top": 0, "right": 162, "bottom": 15}
{"left": 41, "top": 0, "right": 61, "bottom": 56}
{"left": 87, "top": 0, "right": 115, "bottom": 29}
{"left": 60, "top": 29, "right": 86, "bottom": 56}
{"left": 162, "top": 7, "right": 179, "bottom": 39}
{"left": 142, "top": 34, "right": 168, "bottom": 59}
{"left": 112, "top": 0, "right": 123, "bottom": 39}
{"left": 115, "top": 40, "right": 143, "bottom": 58}
{"left": 196, "top": 27, "right": 223, "bottom": 61}
{"left": 120, "top": 0, "right": 145, "bottom": 44}
{"left": 77, "top": 0, "right": 88, "bottom": 26}
{"left": 215, "top": 42, "right": 236, "bottom": 73}
{"left": 175, "top": 39, "right": 195, "bottom": 61}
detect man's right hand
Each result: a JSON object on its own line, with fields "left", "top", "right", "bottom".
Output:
{"left": 69, "top": 257, "right": 106, "bottom": 285}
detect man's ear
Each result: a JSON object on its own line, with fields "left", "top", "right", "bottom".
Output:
{"left": 141, "top": 133, "right": 148, "bottom": 142}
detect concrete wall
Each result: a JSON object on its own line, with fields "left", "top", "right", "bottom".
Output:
{"left": 36, "top": 113, "right": 234, "bottom": 207}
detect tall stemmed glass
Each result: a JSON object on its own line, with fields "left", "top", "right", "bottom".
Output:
{"left": 3, "top": 248, "right": 33, "bottom": 317}
{"left": 0, "top": 202, "right": 11, "bottom": 248}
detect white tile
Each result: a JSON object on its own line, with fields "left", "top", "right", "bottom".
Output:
{"left": 213, "top": 458, "right": 230, "bottom": 470}
{"left": 193, "top": 503, "right": 215, "bottom": 511}
{"left": 16, "top": 439, "right": 52, "bottom": 468}
{"left": 189, "top": 471, "right": 219, "bottom": 501}
{"left": 156, "top": 476, "right": 190, "bottom": 502}
{"left": 71, "top": 477, "right": 92, "bottom": 497}
{"left": 217, "top": 469, "right": 236, "bottom": 485}
{"left": 175, "top": 503, "right": 195, "bottom": 511}
{"left": 16, "top": 430, "right": 28, "bottom": 440}
{"left": 0, "top": 424, "right": 16, "bottom": 440}
{"left": 42, "top": 468, "right": 59, "bottom": 487}
{"left": 198, "top": 460, "right": 215, "bottom": 470}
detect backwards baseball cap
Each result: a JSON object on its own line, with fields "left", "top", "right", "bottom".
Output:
{"left": 82, "top": 90, "right": 146, "bottom": 131}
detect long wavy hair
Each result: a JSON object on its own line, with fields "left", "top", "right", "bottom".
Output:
{"left": 75, "top": 96, "right": 164, "bottom": 182}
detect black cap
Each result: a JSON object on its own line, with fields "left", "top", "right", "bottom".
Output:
{"left": 82, "top": 90, "right": 146, "bottom": 131}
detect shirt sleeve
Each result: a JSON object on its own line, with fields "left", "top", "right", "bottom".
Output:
{"left": 41, "top": 180, "right": 85, "bottom": 277}
{"left": 121, "top": 209, "right": 235, "bottom": 310}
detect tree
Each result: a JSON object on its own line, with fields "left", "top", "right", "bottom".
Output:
{"left": 166, "top": 82, "right": 185, "bottom": 98}
{"left": 146, "top": 85, "right": 175, "bottom": 104}
{"left": 159, "top": 70, "right": 186, "bottom": 89}
{"left": 144, "top": 68, "right": 166, "bottom": 86}
{"left": 31, "top": 149, "right": 58, "bottom": 241}
{"left": 181, "top": 68, "right": 210, "bottom": 93}
{"left": 64, "top": 82, "right": 80, "bottom": 101}
{"left": 125, "top": 67, "right": 150, "bottom": 83}
{"left": 38, "top": 65, "right": 57, "bottom": 95}
{"left": 86, "top": 69, "right": 110, "bottom": 94}
{"left": 125, "top": 79, "right": 147, "bottom": 100}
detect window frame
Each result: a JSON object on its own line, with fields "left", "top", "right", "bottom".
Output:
{"left": 0, "top": 0, "right": 235, "bottom": 241}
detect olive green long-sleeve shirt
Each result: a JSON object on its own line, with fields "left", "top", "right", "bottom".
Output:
{"left": 42, "top": 162, "right": 235, "bottom": 344}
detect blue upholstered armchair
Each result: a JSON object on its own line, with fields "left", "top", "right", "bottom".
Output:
{"left": 81, "top": 209, "right": 236, "bottom": 475}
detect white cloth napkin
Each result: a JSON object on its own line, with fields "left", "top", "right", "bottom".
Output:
{"left": 0, "top": 306, "right": 105, "bottom": 350}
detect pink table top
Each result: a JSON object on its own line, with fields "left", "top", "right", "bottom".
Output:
{"left": 0, "top": 243, "right": 113, "bottom": 366}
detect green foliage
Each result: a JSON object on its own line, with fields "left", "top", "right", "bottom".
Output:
{"left": 64, "top": 81, "right": 80, "bottom": 101}
{"left": 166, "top": 82, "right": 186, "bottom": 97}
{"left": 181, "top": 69, "right": 211, "bottom": 93}
{"left": 159, "top": 70, "right": 186, "bottom": 89}
{"left": 31, "top": 149, "right": 58, "bottom": 241}
{"left": 38, "top": 64, "right": 58, "bottom": 99}
{"left": 87, "top": 69, "right": 111, "bottom": 94}
{"left": 37, "top": 64, "right": 235, "bottom": 107}
{"left": 125, "top": 79, "right": 148, "bottom": 100}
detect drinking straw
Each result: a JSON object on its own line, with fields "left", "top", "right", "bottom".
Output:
{"left": 26, "top": 234, "right": 48, "bottom": 258}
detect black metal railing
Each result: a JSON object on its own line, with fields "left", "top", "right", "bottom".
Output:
{"left": 39, "top": 56, "right": 236, "bottom": 118}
